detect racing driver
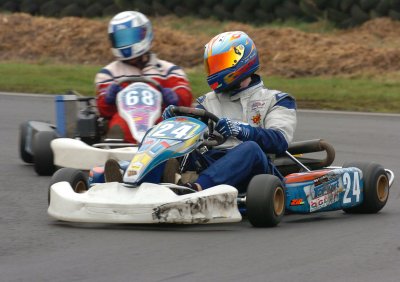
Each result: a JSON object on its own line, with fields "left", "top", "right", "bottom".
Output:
{"left": 163, "top": 31, "right": 297, "bottom": 192}
{"left": 95, "top": 11, "right": 193, "bottom": 143}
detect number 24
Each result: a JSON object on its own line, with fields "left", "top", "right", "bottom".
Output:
{"left": 343, "top": 171, "right": 361, "bottom": 204}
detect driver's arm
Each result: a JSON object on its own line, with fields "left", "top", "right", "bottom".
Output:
{"left": 95, "top": 69, "right": 117, "bottom": 119}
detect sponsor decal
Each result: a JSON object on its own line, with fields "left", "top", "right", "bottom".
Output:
{"left": 127, "top": 170, "right": 137, "bottom": 177}
{"left": 312, "top": 178, "right": 340, "bottom": 198}
{"left": 310, "top": 190, "right": 340, "bottom": 212}
{"left": 290, "top": 199, "right": 305, "bottom": 206}
{"left": 313, "top": 173, "right": 338, "bottom": 187}
{"left": 143, "top": 139, "right": 155, "bottom": 145}
{"left": 129, "top": 161, "right": 143, "bottom": 171}
{"left": 250, "top": 101, "right": 266, "bottom": 111}
{"left": 251, "top": 113, "right": 261, "bottom": 125}
{"left": 160, "top": 141, "right": 170, "bottom": 148}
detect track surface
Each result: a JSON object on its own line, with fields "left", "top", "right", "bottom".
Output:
{"left": 1, "top": 93, "right": 399, "bottom": 282}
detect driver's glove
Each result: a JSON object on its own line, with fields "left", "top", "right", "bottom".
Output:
{"left": 161, "top": 88, "right": 179, "bottom": 106}
{"left": 105, "top": 83, "right": 122, "bottom": 105}
{"left": 162, "top": 105, "right": 175, "bottom": 120}
{"left": 215, "top": 118, "right": 253, "bottom": 140}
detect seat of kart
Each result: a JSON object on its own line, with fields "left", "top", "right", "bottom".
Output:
{"left": 274, "top": 139, "right": 335, "bottom": 176}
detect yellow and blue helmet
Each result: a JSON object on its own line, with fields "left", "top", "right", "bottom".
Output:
{"left": 204, "top": 31, "right": 259, "bottom": 93}
{"left": 108, "top": 11, "right": 153, "bottom": 61}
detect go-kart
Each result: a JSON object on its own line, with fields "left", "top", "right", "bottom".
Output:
{"left": 19, "top": 77, "right": 163, "bottom": 175}
{"left": 47, "top": 106, "right": 395, "bottom": 227}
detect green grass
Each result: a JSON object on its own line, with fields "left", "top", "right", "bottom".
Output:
{"left": 263, "top": 75, "right": 400, "bottom": 112}
{"left": 0, "top": 62, "right": 98, "bottom": 95}
{"left": 0, "top": 61, "right": 399, "bottom": 113}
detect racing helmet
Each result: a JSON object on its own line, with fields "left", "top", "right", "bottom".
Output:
{"left": 204, "top": 31, "right": 259, "bottom": 93}
{"left": 108, "top": 11, "right": 153, "bottom": 61}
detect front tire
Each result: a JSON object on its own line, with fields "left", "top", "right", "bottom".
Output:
{"left": 343, "top": 162, "right": 389, "bottom": 213}
{"left": 48, "top": 168, "right": 88, "bottom": 205}
{"left": 246, "top": 174, "right": 285, "bottom": 227}
{"left": 19, "top": 121, "right": 33, "bottom": 163}
{"left": 33, "top": 131, "right": 57, "bottom": 176}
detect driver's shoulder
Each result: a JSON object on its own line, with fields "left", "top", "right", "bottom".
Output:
{"left": 196, "top": 91, "right": 216, "bottom": 104}
{"left": 99, "top": 61, "right": 141, "bottom": 78}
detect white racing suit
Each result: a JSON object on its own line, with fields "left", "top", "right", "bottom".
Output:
{"left": 193, "top": 74, "right": 297, "bottom": 191}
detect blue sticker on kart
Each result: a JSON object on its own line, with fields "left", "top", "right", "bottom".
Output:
{"left": 123, "top": 117, "right": 207, "bottom": 184}
{"left": 308, "top": 175, "right": 341, "bottom": 212}
{"left": 340, "top": 168, "right": 363, "bottom": 208}
{"left": 285, "top": 168, "right": 363, "bottom": 213}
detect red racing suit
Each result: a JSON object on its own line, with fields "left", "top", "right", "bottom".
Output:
{"left": 95, "top": 53, "right": 193, "bottom": 143}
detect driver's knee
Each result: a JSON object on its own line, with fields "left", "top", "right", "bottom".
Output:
{"left": 236, "top": 141, "right": 262, "bottom": 154}
{"left": 235, "top": 141, "right": 269, "bottom": 167}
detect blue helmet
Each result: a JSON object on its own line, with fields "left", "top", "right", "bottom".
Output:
{"left": 204, "top": 31, "right": 259, "bottom": 93}
{"left": 108, "top": 11, "right": 153, "bottom": 61}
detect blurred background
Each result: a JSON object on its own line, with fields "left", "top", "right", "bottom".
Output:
{"left": 0, "top": 0, "right": 399, "bottom": 112}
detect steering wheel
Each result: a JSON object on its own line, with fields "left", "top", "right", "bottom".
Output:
{"left": 168, "top": 106, "right": 226, "bottom": 147}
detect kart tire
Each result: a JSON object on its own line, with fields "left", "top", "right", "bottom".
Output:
{"left": 33, "top": 131, "right": 56, "bottom": 176}
{"left": 246, "top": 174, "right": 285, "bottom": 227}
{"left": 19, "top": 121, "right": 33, "bottom": 163}
{"left": 48, "top": 168, "right": 88, "bottom": 205}
{"left": 342, "top": 162, "right": 389, "bottom": 214}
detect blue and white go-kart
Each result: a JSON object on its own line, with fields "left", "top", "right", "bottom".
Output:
{"left": 48, "top": 107, "right": 395, "bottom": 227}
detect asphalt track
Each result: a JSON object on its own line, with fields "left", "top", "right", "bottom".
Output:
{"left": 0, "top": 92, "right": 399, "bottom": 282}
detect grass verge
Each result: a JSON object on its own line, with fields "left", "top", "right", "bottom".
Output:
{"left": 0, "top": 61, "right": 399, "bottom": 113}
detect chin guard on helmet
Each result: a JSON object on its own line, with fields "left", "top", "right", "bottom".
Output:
{"left": 204, "top": 31, "right": 259, "bottom": 93}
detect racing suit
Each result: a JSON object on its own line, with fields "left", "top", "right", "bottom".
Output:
{"left": 194, "top": 74, "right": 297, "bottom": 191}
{"left": 95, "top": 53, "right": 193, "bottom": 143}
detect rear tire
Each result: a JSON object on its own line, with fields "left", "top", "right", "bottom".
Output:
{"left": 48, "top": 168, "right": 88, "bottom": 205}
{"left": 19, "top": 121, "right": 33, "bottom": 163}
{"left": 246, "top": 174, "right": 285, "bottom": 227}
{"left": 33, "top": 131, "right": 57, "bottom": 176}
{"left": 343, "top": 162, "right": 389, "bottom": 213}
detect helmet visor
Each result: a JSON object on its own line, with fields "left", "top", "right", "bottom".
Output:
{"left": 205, "top": 45, "right": 244, "bottom": 76}
{"left": 110, "top": 26, "right": 147, "bottom": 48}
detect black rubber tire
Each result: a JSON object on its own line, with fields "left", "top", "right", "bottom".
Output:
{"left": 48, "top": 168, "right": 88, "bottom": 205}
{"left": 246, "top": 174, "right": 285, "bottom": 227}
{"left": 33, "top": 131, "right": 57, "bottom": 176}
{"left": 19, "top": 121, "right": 34, "bottom": 163}
{"left": 343, "top": 162, "right": 389, "bottom": 214}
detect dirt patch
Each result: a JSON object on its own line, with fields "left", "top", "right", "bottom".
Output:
{"left": 1, "top": 13, "right": 400, "bottom": 77}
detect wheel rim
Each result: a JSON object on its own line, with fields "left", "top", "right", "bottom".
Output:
{"left": 376, "top": 175, "right": 389, "bottom": 202}
{"left": 273, "top": 187, "right": 285, "bottom": 216}
{"left": 74, "top": 180, "right": 87, "bottom": 193}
